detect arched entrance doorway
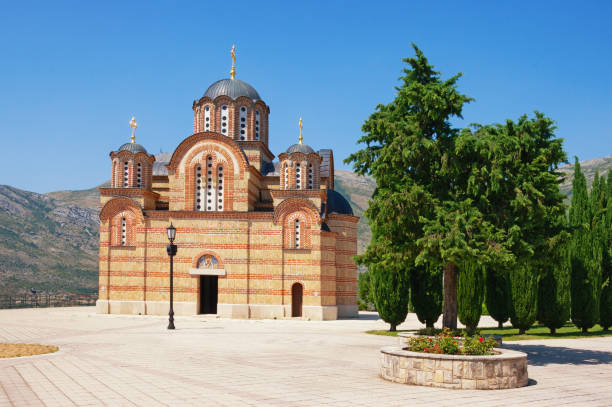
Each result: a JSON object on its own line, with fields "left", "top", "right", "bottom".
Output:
{"left": 291, "top": 283, "right": 303, "bottom": 317}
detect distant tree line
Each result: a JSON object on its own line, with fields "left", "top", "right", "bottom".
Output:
{"left": 351, "top": 44, "right": 611, "bottom": 333}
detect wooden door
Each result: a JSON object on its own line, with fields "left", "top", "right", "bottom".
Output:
{"left": 200, "top": 275, "right": 218, "bottom": 314}
{"left": 291, "top": 283, "right": 303, "bottom": 317}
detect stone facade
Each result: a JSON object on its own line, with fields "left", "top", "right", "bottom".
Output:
{"left": 96, "top": 74, "right": 359, "bottom": 321}
{"left": 380, "top": 346, "right": 528, "bottom": 390}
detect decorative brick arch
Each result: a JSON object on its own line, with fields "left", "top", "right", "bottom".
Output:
{"left": 273, "top": 198, "right": 320, "bottom": 225}
{"left": 100, "top": 198, "right": 144, "bottom": 246}
{"left": 166, "top": 132, "right": 249, "bottom": 175}
{"left": 274, "top": 198, "right": 321, "bottom": 249}
{"left": 100, "top": 197, "right": 144, "bottom": 223}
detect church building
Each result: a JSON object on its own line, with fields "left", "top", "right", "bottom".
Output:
{"left": 96, "top": 49, "right": 359, "bottom": 320}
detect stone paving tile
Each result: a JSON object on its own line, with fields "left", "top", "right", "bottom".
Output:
{"left": 1, "top": 307, "right": 612, "bottom": 406}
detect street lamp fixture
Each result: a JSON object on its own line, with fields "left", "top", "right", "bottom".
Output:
{"left": 166, "top": 223, "right": 177, "bottom": 330}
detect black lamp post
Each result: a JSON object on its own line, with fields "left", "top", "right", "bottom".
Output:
{"left": 167, "top": 223, "right": 177, "bottom": 330}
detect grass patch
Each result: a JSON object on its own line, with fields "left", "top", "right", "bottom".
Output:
{"left": 366, "top": 324, "right": 612, "bottom": 341}
{"left": 479, "top": 324, "right": 611, "bottom": 341}
{"left": 0, "top": 343, "right": 58, "bottom": 358}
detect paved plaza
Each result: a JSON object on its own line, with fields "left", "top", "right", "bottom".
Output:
{"left": 0, "top": 307, "right": 611, "bottom": 406}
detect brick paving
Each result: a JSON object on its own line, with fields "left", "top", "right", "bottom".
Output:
{"left": 0, "top": 307, "right": 611, "bottom": 406}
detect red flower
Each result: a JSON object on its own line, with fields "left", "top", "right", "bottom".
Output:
{"left": 479, "top": 337, "right": 484, "bottom": 343}
{"left": 424, "top": 347, "right": 428, "bottom": 352}
{"left": 428, "top": 338, "right": 433, "bottom": 342}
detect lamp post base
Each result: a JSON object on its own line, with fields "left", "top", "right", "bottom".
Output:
{"left": 168, "top": 310, "right": 175, "bottom": 330}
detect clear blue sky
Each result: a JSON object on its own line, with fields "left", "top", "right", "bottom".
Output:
{"left": 1, "top": 1, "right": 610, "bottom": 193}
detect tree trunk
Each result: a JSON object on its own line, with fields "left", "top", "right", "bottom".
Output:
{"left": 582, "top": 327, "right": 588, "bottom": 333}
{"left": 519, "top": 328, "right": 526, "bottom": 335}
{"left": 390, "top": 323, "right": 397, "bottom": 332}
{"left": 443, "top": 262, "right": 458, "bottom": 329}
{"left": 426, "top": 321, "right": 434, "bottom": 328}
{"left": 550, "top": 327, "right": 556, "bottom": 335}
{"left": 498, "top": 321, "right": 503, "bottom": 329}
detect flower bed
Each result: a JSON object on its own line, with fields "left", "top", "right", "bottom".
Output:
{"left": 406, "top": 329, "right": 498, "bottom": 355}
{"left": 380, "top": 346, "right": 528, "bottom": 389}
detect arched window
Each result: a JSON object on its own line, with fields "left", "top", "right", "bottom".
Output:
{"left": 220, "top": 105, "right": 228, "bottom": 135}
{"left": 239, "top": 106, "right": 247, "bottom": 140}
{"left": 283, "top": 163, "right": 288, "bottom": 189}
{"left": 137, "top": 163, "right": 142, "bottom": 188}
{"left": 204, "top": 105, "right": 211, "bottom": 131}
{"left": 255, "top": 110, "right": 260, "bottom": 140}
{"left": 308, "top": 163, "right": 313, "bottom": 189}
{"left": 123, "top": 161, "right": 129, "bottom": 187}
{"left": 121, "top": 217, "right": 127, "bottom": 245}
{"left": 217, "top": 165, "right": 224, "bottom": 211}
{"left": 294, "top": 219, "right": 300, "bottom": 248}
{"left": 195, "top": 165, "right": 203, "bottom": 211}
{"left": 206, "top": 156, "right": 216, "bottom": 211}
{"left": 295, "top": 163, "right": 301, "bottom": 190}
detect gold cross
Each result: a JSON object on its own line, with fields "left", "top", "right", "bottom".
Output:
{"left": 230, "top": 45, "right": 236, "bottom": 80}
{"left": 298, "top": 117, "right": 303, "bottom": 144}
{"left": 129, "top": 116, "right": 138, "bottom": 143}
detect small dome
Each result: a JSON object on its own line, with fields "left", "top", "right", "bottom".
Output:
{"left": 327, "top": 190, "right": 354, "bottom": 216}
{"left": 286, "top": 143, "right": 315, "bottom": 155}
{"left": 204, "top": 79, "right": 261, "bottom": 100}
{"left": 118, "top": 143, "right": 148, "bottom": 154}
{"left": 321, "top": 222, "right": 331, "bottom": 232}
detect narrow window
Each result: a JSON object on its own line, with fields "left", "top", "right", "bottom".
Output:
{"left": 239, "top": 106, "right": 248, "bottom": 140}
{"left": 255, "top": 110, "right": 260, "bottom": 140}
{"left": 220, "top": 105, "right": 228, "bottom": 135}
{"left": 217, "top": 165, "right": 224, "bottom": 211}
{"left": 121, "top": 218, "right": 127, "bottom": 245}
{"left": 137, "top": 163, "right": 142, "bottom": 188}
{"left": 195, "top": 165, "right": 203, "bottom": 211}
{"left": 123, "top": 162, "right": 129, "bottom": 187}
{"left": 204, "top": 105, "right": 211, "bottom": 131}
{"left": 308, "top": 163, "right": 313, "bottom": 189}
{"left": 206, "top": 156, "right": 216, "bottom": 211}
{"left": 295, "top": 163, "right": 301, "bottom": 190}
{"left": 294, "top": 219, "right": 300, "bottom": 248}
{"left": 283, "top": 163, "right": 288, "bottom": 189}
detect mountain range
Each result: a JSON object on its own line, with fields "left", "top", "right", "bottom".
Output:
{"left": 0, "top": 155, "right": 609, "bottom": 295}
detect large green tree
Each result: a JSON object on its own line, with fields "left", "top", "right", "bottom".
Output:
{"left": 347, "top": 45, "right": 567, "bottom": 329}
{"left": 345, "top": 44, "right": 473, "bottom": 329}
{"left": 569, "top": 159, "right": 601, "bottom": 332}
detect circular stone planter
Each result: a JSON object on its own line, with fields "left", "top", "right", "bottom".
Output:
{"left": 380, "top": 346, "right": 528, "bottom": 390}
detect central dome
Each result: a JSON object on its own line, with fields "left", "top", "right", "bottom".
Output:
{"left": 204, "top": 78, "right": 261, "bottom": 100}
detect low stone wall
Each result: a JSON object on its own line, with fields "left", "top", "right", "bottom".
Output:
{"left": 380, "top": 346, "right": 528, "bottom": 390}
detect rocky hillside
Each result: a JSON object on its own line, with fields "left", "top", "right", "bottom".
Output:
{"left": 334, "top": 170, "right": 375, "bottom": 254}
{"left": 559, "top": 155, "right": 612, "bottom": 198}
{"left": 0, "top": 186, "right": 99, "bottom": 295}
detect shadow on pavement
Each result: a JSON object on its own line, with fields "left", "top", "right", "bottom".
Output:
{"left": 504, "top": 343, "right": 612, "bottom": 366}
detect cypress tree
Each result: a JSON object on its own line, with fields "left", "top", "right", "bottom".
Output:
{"left": 457, "top": 260, "right": 485, "bottom": 335}
{"left": 485, "top": 269, "right": 511, "bottom": 328}
{"left": 569, "top": 159, "right": 601, "bottom": 332}
{"left": 410, "top": 266, "right": 443, "bottom": 328}
{"left": 537, "top": 239, "right": 571, "bottom": 335}
{"left": 599, "top": 172, "right": 612, "bottom": 330}
{"left": 509, "top": 261, "right": 539, "bottom": 335}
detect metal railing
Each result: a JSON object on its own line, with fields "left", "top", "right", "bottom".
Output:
{"left": 0, "top": 294, "right": 98, "bottom": 309}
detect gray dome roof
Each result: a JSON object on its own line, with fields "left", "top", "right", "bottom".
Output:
{"left": 286, "top": 143, "right": 315, "bottom": 155}
{"left": 204, "top": 79, "right": 261, "bottom": 100}
{"left": 327, "top": 190, "right": 354, "bottom": 216}
{"left": 118, "top": 142, "right": 148, "bottom": 154}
